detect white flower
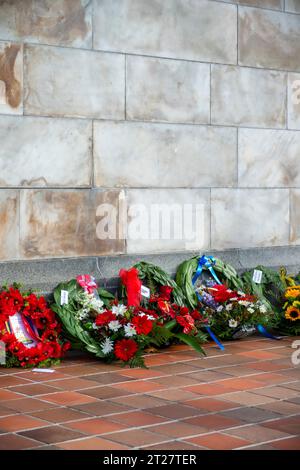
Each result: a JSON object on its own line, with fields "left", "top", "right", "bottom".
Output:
{"left": 217, "top": 305, "right": 224, "bottom": 312}
{"left": 237, "top": 291, "right": 245, "bottom": 296}
{"left": 101, "top": 338, "right": 114, "bottom": 355}
{"left": 230, "top": 297, "right": 238, "bottom": 301}
{"left": 124, "top": 324, "right": 137, "bottom": 337}
{"left": 90, "top": 297, "right": 104, "bottom": 312}
{"left": 229, "top": 319, "right": 238, "bottom": 328}
{"left": 92, "top": 322, "right": 99, "bottom": 330}
{"left": 147, "top": 315, "right": 156, "bottom": 321}
{"left": 225, "top": 303, "right": 233, "bottom": 311}
{"left": 112, "top": 304, "right": 127, "bottom": 317}
{"left": 259, "top": 304, "right": 267, "bottom": 314}
{"left": 247, "top": 307, "right": 255, "bottom": 314}
{"left": 108, "top": 320, "right": 122, "bottom": 332}
{"left": 137, "top": 312, "right": 146, "bottom": 317}
{"left": 239, "top": 300, "right": 251, "bottom": 307}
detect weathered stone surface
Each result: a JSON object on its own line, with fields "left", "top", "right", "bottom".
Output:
{"left": 126, "top": 56, "right": 210, "bottom": 124}
{"left": 0, "top": 41, "right": 22, "bottom": 115}
{"left": 126, "top": 189, "right": 210, "bottom": 253}
{"left": 0, "top": 0, "right": 92, "bottom": 48}
{"left": 94, "top": 121, "right": 237, "bottom": 188}
{"left": 0, "top": 116, "right": 91, "bottom": 187}
{"left": 290, "top": 190, "right": 300, "bottom": 244}
{"left": 24, "top": 45, "right": 125, "bottom": 119}
{"left": 239, "top": 7, "right": 300, "bottom": 71}
{"left": 211, "top": 65, "right": 286, "bottom": 128}
{"left": 222, "top": 0, "right": 283, "bottom": 9}
{"left": 285, "top": 0, "right": 300, "bottom": 13}
{"left": 211, "top": 189, "right": 289, "bottom": 249}
{"left": 239, "top": 129, "right": 300, "bottom": 187}
{"left": 288, "top": 73, "right": 300, "bottom": 129}
{"left": 20, "top": 190, "right": 125, "bottom": 259}
{"left": 93, "top": 0, "right": 237, "bottom": 64}
{"left": 0, "top": 190, "right": 19, "bottom": 260}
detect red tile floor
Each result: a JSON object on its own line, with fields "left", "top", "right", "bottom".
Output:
{"left": 0, "top": 336, "right": 299, "bottom": 450}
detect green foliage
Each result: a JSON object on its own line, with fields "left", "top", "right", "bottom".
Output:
{"left": 134, "top": 261, "right": 186, "bottom": 306}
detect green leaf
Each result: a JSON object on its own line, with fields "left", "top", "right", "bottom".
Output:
{"left": 173, "top": 332, "right": 206, "bottom": 356}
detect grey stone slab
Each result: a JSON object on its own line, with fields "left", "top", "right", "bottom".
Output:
{"left": 0, "top": 0, "right": 92, "bottom": 48}
{"left": 0, "top": 41, "right": 23, "bottom": 115}
{"left": 290, "top": 189, "right": 300, "bottom": 245}
{"left": 211, "top": 65, "right": 286, "bottom": 128}
{"left": 24, "top": 45, "right": 125, "bottom": 119}
{"left": 126, "top": 55, "right": 210, "bottom": 124}
{"left": 94, "top": 121, "right": 237, "bottom": 188}
{"left": 0, "top": 190, "right": 19, "bottom": 261}
{"left": 238, "top": 128, "right": 300, "bottom": 187}
{"left": 211, "top": 189, "right": 290, "bottom": 249}
{"left": 221, "top": 0, "right": 283, "bottom": 9}
{"left": 239, "top": 6, "right": 300, "bottom": 71}
{"left": 125, "top": 188, "right": 210, "bottom": 254}
{"left": 93, "top": 0, "right": 237, "bottom": 64}
{"left": 20, "top": 189, "right": 125, "bottom": 259}
{"left": 285, "top": 0, "right": 300, "bottom": 13}
{"left": 288, "top": 73, "right": 300, "bottom": 129}
{"left": 0, "top": 116, "right": 92, "bottom": 187}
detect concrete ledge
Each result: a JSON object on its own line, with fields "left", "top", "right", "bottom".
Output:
{"left": 0, "top": 245, "right": 299, "bottom": 295}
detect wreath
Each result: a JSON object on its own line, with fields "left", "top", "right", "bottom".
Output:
{"left": 176, "top": 255, "right": 244, "bottom": 309}
{"left": 0, "top": 284, "right": 69, "bottom": 368}
{"left": 132, "top": 261, "right": 186, "bottom": 306}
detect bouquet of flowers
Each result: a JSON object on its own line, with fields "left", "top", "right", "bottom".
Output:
{"left": 0, "top": 284, "right": 69, "bottom": 368}
{"left": 280, "top": 286, "right": 300, "bottom": 335}
{"left": 120, "top": 268, "right": 207, "bottom": 355}
{"left": 53, "top": 274, "right": 179, "bottom": 367}
{"left": 197, "top": 283, "right": 273, "bottom": 340}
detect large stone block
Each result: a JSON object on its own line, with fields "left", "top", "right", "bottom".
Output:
{"left": 0, "top": 116, "right": 91, "bottom": 187}
{"left": 93, "top": 0, "right": 237, "bottom": 64}
{"left": 288, "top": 73, "right": 300, "bottom": 129}
{"left": 285, "top": 0, "right": 300, "bottom": 13}
{"left": 24, "top": 45, "right": 125, "bottom": 119}
{"left": 20, "top": 190, "right": 125, "bottom": 259}
{"left": 126, "top": 56, "right": 210, "bottom": 124}
{"left": 211, "top": 189, "right": 289, "bottom": 249}
{"left": 211, "top": 65, "right": 286, "bottom": 128}
{"left": 0, "top": 0, "right": 92, "bottom": 48}
{"left": 126, "top": 189, "right": 210, "bottom": 254}
{"left": 0, "top": 190, "right": 19, "bottom": 261}
{"left": 0, "top": 41, "right": 22, "bottom": 115}
{"left": 239, "top": 7, "right": 300, "bottom": 71}
{"left": 94, "top": 121, "right": 237, "bottom": 188}
{"left": 222, "top": 0, "right": 283, "bottom": 9}
{"left": 291, "top": 190, "right": 300, "bottom": 244}
{"left": 239, "top": 129, "right": 300, "bottom": 187}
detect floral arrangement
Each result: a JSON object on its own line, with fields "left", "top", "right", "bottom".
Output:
{"left": 52, "top": 274, "right": 184, "bottom": 367}
{"left": 0, "top": 285, "right": 69, "bottom": 368}
{"left": 197, "top": 283, "right": 273, "bottom": 340}
{"left": 280, "top": 286, "right": 300, "bottom": 335}
{"left": 176, "top": 256, "right": 244, "bottom": 309}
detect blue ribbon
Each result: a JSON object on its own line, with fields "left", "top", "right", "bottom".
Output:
{"left": 192, "top": 255, "right": 225, "bottom": 351}
{"left": 256, "top": 324, "right": 281, "bottom": 340}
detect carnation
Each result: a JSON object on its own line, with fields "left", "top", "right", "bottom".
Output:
{"left": 108, "top": 320, "right": 122, "bottom": 332}
{"left": 112, "top": 304, "right": 127, "bottom": 317}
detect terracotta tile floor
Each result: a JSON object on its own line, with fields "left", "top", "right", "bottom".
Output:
{"left": 0, "top": 336, "right": 299, "bottom": 450}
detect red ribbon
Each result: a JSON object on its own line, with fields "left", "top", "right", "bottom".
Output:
{"left": 119, "top": 268, "right": 142, "bottom": 307}
{"left": 76, "top": 275, "right": 98, "bottom": 295}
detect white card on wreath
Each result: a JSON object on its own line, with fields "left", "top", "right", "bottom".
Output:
{"left": 252, "top": 269, "right": 263, "bottom": 284}
{"left": 141, "top": 285, "right": 150, "bottom": 298}
{"left": 60, "top": 290, "right": 69, "bottom": 305}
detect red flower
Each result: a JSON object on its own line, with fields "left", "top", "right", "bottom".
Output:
{"left": 190, "top": 309, "right": 203, "bottom": 321}
{"left": 132, "top": 315, "right": 153, "bottom": 335}
{"left": 114, "top": 339, "right": 138, "bottom": 362}
{"left": 32, "top": 309, "right": 57, "bottom": 330}
{"left": 157, "top": 300, "right": 175, "bottom": 318}
{"left": 159, "top": 285, "right": 173, "bottom": 301}
{"left": 209, "top": 284, "right": 238, "bottom": 303}
{"left": 95, "top": 311, "right": 116, "bottom": 327}
{"left": 119, "top": 268, "right": 142, "bottom": 307}
{"left": 41, "top": 330, "right": 58, "bottom": 342}
{"left": 176, "top": 314, "right": 195, "bottom": 334}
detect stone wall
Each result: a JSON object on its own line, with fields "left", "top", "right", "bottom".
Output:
{"left": 0, "top": 0, "right": 300, "bottom": 262}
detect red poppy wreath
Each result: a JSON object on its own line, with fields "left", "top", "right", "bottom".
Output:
{"left": 0, "top": 285, "right": 70, "bottom": 368}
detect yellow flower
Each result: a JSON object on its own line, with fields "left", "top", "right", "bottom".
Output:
{"left": 285, "top": 286, "right": 300, "bottom": 299}
{"left": 285, "top": 306, "right": 300, "bottom": 322}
